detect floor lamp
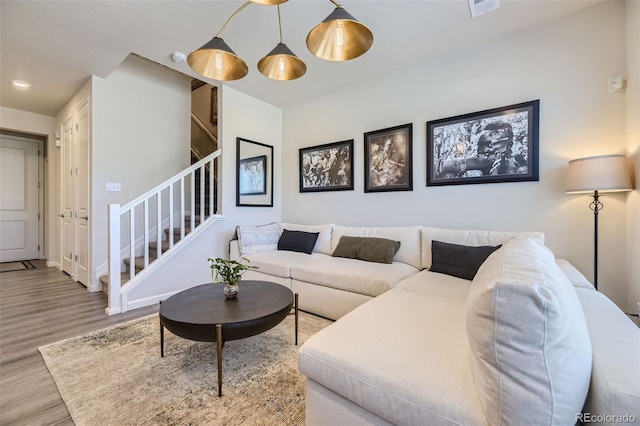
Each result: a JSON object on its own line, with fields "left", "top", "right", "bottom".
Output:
{"left": 566, "top": 154, "right": 632, "bottom": 290}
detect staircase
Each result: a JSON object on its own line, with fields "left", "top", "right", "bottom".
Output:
{"left": 104, "top": 150, "right": 221, "bottom": 315}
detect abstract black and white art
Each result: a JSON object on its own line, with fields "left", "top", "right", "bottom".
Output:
{"left": 299, "top": 140, "right": 354, "bottom": 192}
{"left": 427, "top": 100, "right": 539, "bottom": 186}
{"left": 364, "top": 123, "right": 413, "bottom": 192}
{"left": 238, "top": 155, "right": 266, "bottom": 195}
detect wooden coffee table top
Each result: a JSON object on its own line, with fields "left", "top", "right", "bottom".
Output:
{"left": 159, "top": 280, "right": 293, "bottom": 342}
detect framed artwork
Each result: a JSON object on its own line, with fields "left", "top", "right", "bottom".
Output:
{"left": 210, "top": 86, "right": 218, "bottom": 125}
{"left": 426, "top": 100, "right": 539, "bottom": 186}
{"left": 299, "top": 140, "right": 354, "bottom": 192}
{"left": 364, "top": 123, "right": 413, "bottom": 192}
{"left": 238, "top": 155, "right": 267, "bottom": 195}
{"left": 236, "top": 138, "right": 273, "bottom": 207}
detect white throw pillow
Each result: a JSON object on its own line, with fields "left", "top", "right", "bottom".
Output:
{"left": 466, "top": 237, "right": 592, "bottom": 426}
{"left": 237, "top": 222, "right": 280, "bottom": 256}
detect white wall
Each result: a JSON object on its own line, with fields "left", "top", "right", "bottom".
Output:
{"left": 283, "top": 2, "right": 632, "bottom": 307}
{"left": 91, "top": 56, "right": 191, "bottom": 286}
{"left": 209, "top": 85, "right": 283, "bottom": 256}
{"left": 0, "top": 106, "right": 57, "bottom": 263}
{"left": 625, "top": 0, "right": 640, "bottom": 314}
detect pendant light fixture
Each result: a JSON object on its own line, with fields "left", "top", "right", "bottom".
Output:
{"left": 187, "top": 0, "right": 372, "bottom": 82}
{"left": 187, "top": 1, "right": 252, "bottom": 81}
{"left": 306, "top": 0, "right": 374, "bottom": 61}
{"left": 258, "top": 5, "right": 306, "bottom": 81}
{"left": 250, "top": 0, "right": 287, "bottom": 4}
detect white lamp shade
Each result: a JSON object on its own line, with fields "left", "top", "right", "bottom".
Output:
{"left": 566, "top": 154, "right": 632, "bottom": 194}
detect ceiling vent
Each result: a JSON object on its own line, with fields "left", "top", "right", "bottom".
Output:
{"left": 468, "top": 0, "right": 500, "bottom": 18}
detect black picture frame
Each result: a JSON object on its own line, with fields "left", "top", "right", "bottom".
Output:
{"left": 238, "top": 155, "right": 267, "bottom": 195}
{"left": 236, "top": 138, "right": 274, "bottom": 207}
{"left": 210, "top": 86, "right": 218, "bottom": 125}
{"left": 299, "top": 140, "right": 354, "bottom": 192}
{"left": 364, "top": 123, "right": 413, "bottom": 192}
{"left": 426, "top": 100, "right": 540, "bottom": 186}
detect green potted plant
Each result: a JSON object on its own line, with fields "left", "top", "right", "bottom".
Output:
{"left": 208, "top": 257, "right": 258, "bottom": 299}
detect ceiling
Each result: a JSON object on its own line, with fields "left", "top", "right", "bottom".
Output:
{"left": 1, "top": 0, "right": 604, "bottom": 117}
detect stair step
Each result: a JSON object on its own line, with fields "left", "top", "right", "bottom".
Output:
{"left": 123, "top": 255, "right": 157, "bottom": 272}
{"left": 164, "top": 227, "right": 193, "bottom": 239}
{"left": 99, "top": 273, "right": 131, "bottom": 291}
{"left": 149, "top": 240, "right": 171, "bottom": 253}
{"left": 184, "top": 216, "right": 203, "bottom": 225}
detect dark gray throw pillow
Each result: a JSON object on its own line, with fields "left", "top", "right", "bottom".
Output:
{"left": 332, "top": 236, "right": 401, "bottom": 264}
{"left": 277, "top": 229, "right": 319, "bottom": 254}
{"left": 430, "top": 240, "right": 502, "bottom": 280}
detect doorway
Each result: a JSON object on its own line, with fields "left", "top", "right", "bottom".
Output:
{"left": 60, "top": 98, "right": 90, "bottom": 287}
{"left": 0, "top": 133, "right": 44, "bottom": 262}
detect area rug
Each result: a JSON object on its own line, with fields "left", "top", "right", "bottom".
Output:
{"left": 0, "top": 260, "right": 35, "bottom": 273}
{"left": 39, "top": 312, "right": 332, "bottom": 426}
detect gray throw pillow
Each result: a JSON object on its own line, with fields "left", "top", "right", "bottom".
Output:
{"left": 277, "top": 229, "right": 319, "bottom": 254}
{"left": 430, "top": 240, "right": 501, "bottom": 280}
{"left": 332, "top": 236, "right": 401, "bottom": 264}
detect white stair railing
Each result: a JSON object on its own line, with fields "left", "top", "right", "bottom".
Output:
{"left": 106, "top": 149, "right": 220, "bottom": 314}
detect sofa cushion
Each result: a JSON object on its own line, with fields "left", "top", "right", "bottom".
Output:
{"left": 299, "top": 288, "right": 489, "bottom": 426}
{"left": 237, "top": 222, "right": 280, "bottom": 256}
{"left": 421, "top": 227, "right": 544, "bottom": 270}
{"left": 332, "top": 236, "right": 400, "bottom": 264}
{"left": 430, "top": 240, "right": 501, "bottom": 280}
{"left": 574, "top": 287, "right": 640, "bottom": 422}
{"left": 466, "top": 237, "right": 592, "bottom": 426}
{"left": 281, "top": 223, "right": 333, "bottom": 254}
{"left": 291, "top": 257, "right": 418, "bottom": 297}
{"left": 332, "top": 225, "right": 422, "bottom": 269}
{"left": 394, "top": 269, "right": 472, "bottom": 300}
{"left": 242, "top": 250, "right": 327, "bottom": 278}
{"left": 278, "top": 229, "right": 319, "bottom": 254}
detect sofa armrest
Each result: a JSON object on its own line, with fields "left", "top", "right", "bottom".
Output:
{"left": 575, "top": 287, "right": 640, "bottom": 422}
{"left": 556, "top": 259, "right": 594, "bottom": 290}
{"left": 229, "top": 240, "right": 241, "bottom": 261}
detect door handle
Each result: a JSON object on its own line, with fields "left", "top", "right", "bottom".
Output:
{"left": 79, "top": 216, "right": 89, "bottom": 220}
{"left": 58, "top": 213, "right": 64, "bottom": 218}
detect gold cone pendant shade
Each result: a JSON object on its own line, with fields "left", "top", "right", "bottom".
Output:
{"left": 187, "top": 1, "right": 373, "bottom": 81}
{"left": 187, "top": 36, "right": 248, "bottom": 81}
{"left": 250, "top": 0, "right": 288, "bottom": 4}
{"left": 258, "top": 43, "right": 306, "bottom": 80}
{"left": 306, "top": 6, "right": 373, "bottom": 61}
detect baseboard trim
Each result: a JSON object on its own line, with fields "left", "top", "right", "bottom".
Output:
{"left": 125, "top": 290, "right": 179, "bottom": 312}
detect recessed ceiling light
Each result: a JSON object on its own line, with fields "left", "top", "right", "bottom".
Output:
{"left": 11, "top": 80, "right": 31, "bottom": 89}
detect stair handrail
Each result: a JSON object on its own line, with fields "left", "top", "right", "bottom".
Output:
{"left": 191, "top": 144, "right": 207, "bottom": 163}
{"left": 191, "top": 112, "right": 217, "bottom": 146}
{"left": 121, "top": 149, "right": 220, "bottom": 211}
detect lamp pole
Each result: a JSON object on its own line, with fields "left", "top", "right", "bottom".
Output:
{"left": 588, "top": 190, "right": 603, "bottom": 290}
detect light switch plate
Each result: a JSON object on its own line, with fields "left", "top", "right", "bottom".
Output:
{"left": 106, "top": 182, "right": 122, "bottom": 192}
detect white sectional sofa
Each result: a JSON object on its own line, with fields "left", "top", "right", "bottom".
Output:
{"left": 230, "top": 223, "right": 640, "bottom": 425}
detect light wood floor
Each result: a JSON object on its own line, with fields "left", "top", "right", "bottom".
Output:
{"left": 0, "top": 260, "right": 158, "bottom": 425}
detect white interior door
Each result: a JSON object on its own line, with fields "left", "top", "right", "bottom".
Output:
{"left": 0, "top": 136, "right": 39, "bottom": 262}
{"left": 75, "top": 100, "right": 90, "bottom": 286}
{"left": 61, "top": 117, "right": 74, "bottom": 276}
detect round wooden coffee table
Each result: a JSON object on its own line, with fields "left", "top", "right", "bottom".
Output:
{"left": 159, "top": 280, "right": 299, "bottom": 396}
